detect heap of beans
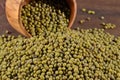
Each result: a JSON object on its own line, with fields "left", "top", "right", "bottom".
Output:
{"left": 21, "top": 0, "right": 70, "bottom": 36}
{"left": 0, "top": 0, "right": 120, "bottom": 80}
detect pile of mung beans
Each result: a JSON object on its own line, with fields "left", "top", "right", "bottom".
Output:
{"left": 0, "top": 0, "right": 120, "bottom": 80}
{"left": 21, "top": 0, "right": 70, "bottom": 36}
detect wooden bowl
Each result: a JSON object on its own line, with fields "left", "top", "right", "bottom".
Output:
{"left": 5, "top": 0, "right": 77, "bottom": 37}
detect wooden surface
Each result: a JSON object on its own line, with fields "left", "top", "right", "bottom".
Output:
{"left": 0, "top": 0, "right": 120, "bottom": 36}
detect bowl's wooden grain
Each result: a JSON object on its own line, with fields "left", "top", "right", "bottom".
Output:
{"left": 67, "top": 0, "right": 77, "bottom": 28}
{"left": 6, "top": 0, "right": 32, "bottom": 37}
{"left": 5, "top": 0, "right": 77, "bottom": 37}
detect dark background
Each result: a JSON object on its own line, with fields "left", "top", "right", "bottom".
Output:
{"left": 0, "top": 0, "right": 120, "bottom": 36}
